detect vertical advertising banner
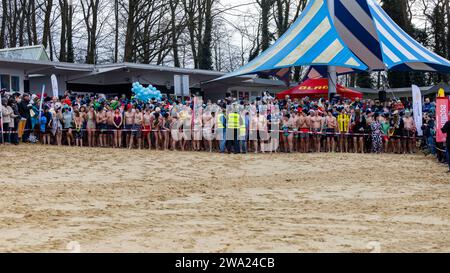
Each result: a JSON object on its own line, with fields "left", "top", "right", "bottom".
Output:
{"left": 174, "top": 75, "right": 190, "bottom": 99}
{"left": 174, "top": 75, "right": 182, "bottom": 97}
{"left": 38, "top": 85, "right": 45, "bottom": 121}
{"left": 182, "top": 75, "right": 190, "bottom": 98}
{"left": 412, "top": 85, "right": 423, "bottom": 136}
{"left": 436, "top": 97, "right": 449, "bottom": 143}
{"left": 51, "top": 74, "right": 59, "bottom": 98}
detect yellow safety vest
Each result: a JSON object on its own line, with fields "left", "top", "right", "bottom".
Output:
{"left": 217, "top": 114, "right": 225, "bottom": 129}
{"left": 227, "top": 113, "right": 240, "bottom": 129}
{"left": 337, "top": 113, "right": 350, "bottom": 132}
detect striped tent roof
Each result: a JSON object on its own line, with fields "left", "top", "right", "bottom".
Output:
{"left": 215, "top": 0, "right": 450, "bottom": 82}
{"left": 215, "top": 0, "right": 368, "bottom": 81}
{"left": 336, "top": 0, "right": 450, "bottom": 73}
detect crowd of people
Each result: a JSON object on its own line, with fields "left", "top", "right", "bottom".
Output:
{"left": 1, "top": 89, "right": 449, "bottom": 171}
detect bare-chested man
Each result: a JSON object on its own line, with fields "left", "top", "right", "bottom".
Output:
{"left": 297, "top": 110, "right": 310, "bottom": 153}
{"left": 143, "top": 109, "right": 152, "bottom": 149}
{"left": 403, "top": 110, "right": 416, "bottom": 154}
{"left": 325, "top": 110, "right": 338, "bottom": 152}
{"left": 250, "top": 111, "right": 267, "bottom": 153}
{"left": 202, "top": 110, "right": 214, "bottom": 152}
{"left": 310, "top": 110, "right": 323, "bottom": 153}
{"left": 129, "top": 108, "right": 143, "bottom": 149}
{"left": 124, "top": 106, "right": 135, "bottom": 148}
{"left": 106, "top": 106, "right": 114, "bottom": 146}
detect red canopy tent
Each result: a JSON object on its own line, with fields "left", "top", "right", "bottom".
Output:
{"left": 277, "top": 78, "right": 363, "bottom": 100}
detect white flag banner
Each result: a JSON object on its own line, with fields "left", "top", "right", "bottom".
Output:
{"left": 174, "top": 75, "right": 190, "bottom": 98}
{"left": 51, "top": 74, "right": 59, "bottom": 98}
{"left": 38, "top": 85, "right": 45, "bottom": 121}
{"left": 182, "top": 75, "right": 190, "bottom": 97}
{"left": 174, "top": 75, "right": 182, "bottom": 96}
{"left": 412, "top": 85, "right": 423, "bottom": 136}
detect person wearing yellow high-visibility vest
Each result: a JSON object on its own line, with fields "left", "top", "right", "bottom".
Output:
{"left": 226, "top": 104, "right": 241, "bottom": 154}
{"left": 337, "top": 109, "right": 350, "bottom": 153}
{"left": 216, "top": 108, "right": 227, "bottom": 153}
{"left": 239, "top": 112, "right": 249, "bottom": 154}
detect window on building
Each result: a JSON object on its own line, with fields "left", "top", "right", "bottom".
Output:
{"left": 1, "top": 74, "right": 10, "bottom": 90}
{"left": 11, "top": 76, "right": 20, "bottom": 91}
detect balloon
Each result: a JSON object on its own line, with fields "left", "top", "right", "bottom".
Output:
{"left": 131, "top": 82, "right": 162, "bottom": 102}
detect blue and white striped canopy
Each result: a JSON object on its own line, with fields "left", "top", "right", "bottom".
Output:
{"left": 336, "top": 0, "right": 450, "bottom": 73}
{"left": 216, "top": 0, "right": 368, "bottom": 81}
{"left": 215, "top": 0, "right": 450, "bottom": 82}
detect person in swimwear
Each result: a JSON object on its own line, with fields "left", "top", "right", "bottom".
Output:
{"left": 113, "top": 108, "right": 123, "bottom": 148}
{"left": 74, "top": 110, "right": 84, "bottom": 147}
{"left": 129, "top": 108, "right": 143, "bottom": 149}
{"left": 297, "top": 110, "right": 310, "bottom": 153}
{"left": 143, "top": 108, "right": 152, "bottom": 150}
{"left": 96, "top": 106, "right": 108, "bottom": 147}
{"left": 162, "top": 113, "right": 172, "bottom": 150}
{"left": 310, "top": 110, "right": 322, "bottom": 153}
{"left": 325, "top": 110, "right": 338, "bottom": 153}
{"left": 124, "top": 105, "right": 135, "bottom": 148}
{"left": 151, "top": 109, "right": 164, "bottom": 150}
{"left": 86, "top": 106, "right": 96, "bottom": 147}
{"left": 202, "top": 109, "right": 214, "bottom": 152}
{"left": 403, "top": 110, "right": 416, "bottom": 154}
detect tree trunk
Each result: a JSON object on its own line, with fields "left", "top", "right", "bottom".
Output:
{"left": 18, "top": 0, "right": 26, "bottom": 46}
{"left": 0, "top": 0, "right": 8, "bottom": 48}
{"left": 87, "top": 0, "right": 99, "bottom": 64}
{"left": 59, "top": 0, "right": 68, "bottom": 62}
{"left": 67, "top": 3, "right": 74, "bottom": 62}
{"left": 9, "top": 0, "right": 19, "bottom": 48}
{"left": 49, "top": 28, "right": 54, "bottom": 61}
{"left": 183, "top": 0, "right": 199, "bottom": 68}
{"left": 42, "top": 0, "right": 53, "bottom": 49}
{"left": 26, "top": 0, "right": 33, "bottom": 45}
{"left": 30, "top": 0, "right": 37, "bottom": 45}
{"left": 114, "top": 0, "right": 119, "bottom": 63}
{"left": 199, "top": 0, "right": 213, "bottom": 70}
{"left": 259, "top": 0, "right": 274, "bottom": 51}
{"left": 124, "top": 0, "right": 137, "bottom": 62}
{"left": 169, "top": 0, "right": 180, "bottom": 67}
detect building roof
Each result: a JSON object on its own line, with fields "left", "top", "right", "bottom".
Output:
{"left": 0, "top": 57, "right": 226, "bottom": 77}
{"left": 0, "top": 45, "right": 50, "bottom": 61}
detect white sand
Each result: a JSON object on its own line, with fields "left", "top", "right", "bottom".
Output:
{"left": 0, "top": 145, "right": 449, "bottom": 253}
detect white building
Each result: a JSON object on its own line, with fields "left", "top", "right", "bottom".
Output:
{"left": 0, "top": 45, "right": 287, "bottom": 100}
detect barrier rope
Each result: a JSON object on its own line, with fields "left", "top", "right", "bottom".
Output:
{"left": 0, "top": 128, "right": 420, "bottom": 139}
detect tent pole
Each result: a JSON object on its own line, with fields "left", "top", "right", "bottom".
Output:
{"left": 327, "top": 0, "right": 337, "bottom": 100}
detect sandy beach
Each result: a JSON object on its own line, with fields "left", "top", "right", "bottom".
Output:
{"left": 0, "top": 145, "right": 449, "bottom": 253}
